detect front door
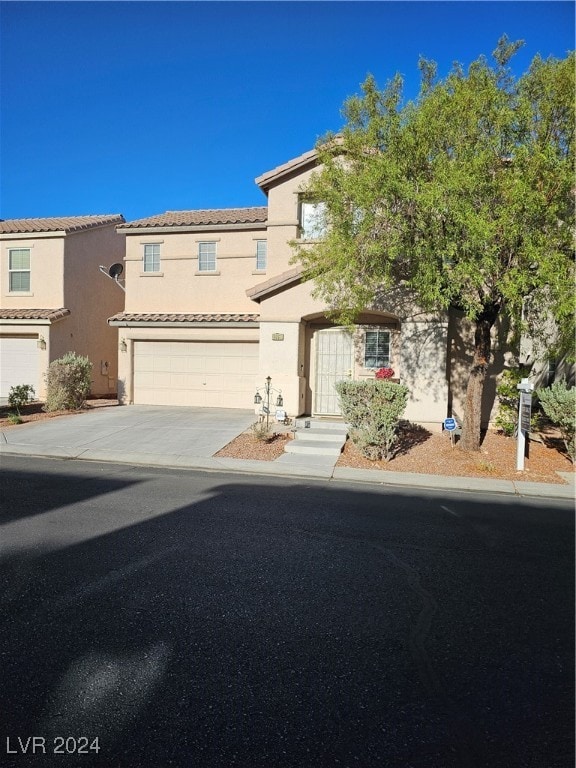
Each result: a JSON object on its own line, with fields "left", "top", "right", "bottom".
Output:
{"left": 313, "top": 328, "right": 354, "bottom": 415}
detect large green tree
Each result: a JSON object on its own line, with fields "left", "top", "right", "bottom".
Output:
{"left": 294, "top": 38, "right": 575, "bottom": 451}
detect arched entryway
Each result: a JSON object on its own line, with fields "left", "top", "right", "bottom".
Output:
{"left": 303, "top": 311, "right": 400, "bottom": 417}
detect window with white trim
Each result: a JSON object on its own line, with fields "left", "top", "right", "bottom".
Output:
{"left": 300, "top": 201, "right": 327, "bottom": 240}
{"left": 143, "top": 243, "right": 160, "bottom": 272}
{"left": 255, "top": 240, "right": 267, "bottom": 270}
{"left": 9, "top": 248, "right": 31, "bottom": 292}
{"left": 364, "top": 330, "right": 390, "bottom": 368}
{"left": 198, "top": 242, "right": 217, "bottom": 271}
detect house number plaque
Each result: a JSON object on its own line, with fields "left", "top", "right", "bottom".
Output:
{"left": 272, "top": 333, "right": 284, "bottom": 341}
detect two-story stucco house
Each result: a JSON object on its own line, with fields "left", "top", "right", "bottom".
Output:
{"left": 111, "top": 146, "right": 471, "bottom": 430}
{"left": 0, "top": 215, "right": 125, "bottom": 400}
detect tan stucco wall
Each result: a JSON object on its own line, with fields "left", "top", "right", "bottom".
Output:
{"left": 124, "top": 227, "right": 267, "bottom": 314}
{"left": 265, "top": 164, "right": 317, "bottom": 275}
{"left": 256, "top": 279, "right": 450, "bottom": 427}
{"left": 1, "top": 235, "right": 65, "bottom": 307}
{"left": 64, "top": 225, "right": 125, "bottom": 395}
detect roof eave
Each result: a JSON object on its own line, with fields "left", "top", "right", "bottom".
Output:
{"left": 118, "top": 222, "right": 267, "bottom": 235}
{"left": 255, "top": 148, "right": 319, "bottom": 191}
{"left": 108, "top": 319, "right": 260, "bottom": 328}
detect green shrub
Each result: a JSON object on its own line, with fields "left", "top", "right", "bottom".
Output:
{"left": 335, "top": 379, "right": 409, "bottom": 461}
{"left": 537, "top": 380, "right": 576, "bottom": 463}
{"left": 44, "top": 352, "right": 92, "bottom": 412}
{"left": 8, "top": 384, "right": 35, "bottom": 414}
{"left": 7, "top": 412, "right": 23, "bottom": 425}
{"left": 494, "top": 366, "right": 532, "bottom": 437}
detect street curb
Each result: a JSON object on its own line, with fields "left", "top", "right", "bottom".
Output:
{"left": 1, "top": 444, "right": 574, "bottom": 499}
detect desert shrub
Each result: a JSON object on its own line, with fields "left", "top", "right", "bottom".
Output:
{"left": 250, "top": 420, "right": 271, "bottom": 442}
{"left": 44, "top": 352, "right": 92, "bottom": 412}
{"left": 7, "top": 412, "right": 23, "bottom": 425}
{"left": 537, "top": 380, "right": 576, "bottom": 463}
{"left": 8, "top": 384, "right": 35, "bottom": 414}
{"left": 494, "top": 366, "right": 533, "bottom": 437}
{"left": 335, "top": 379, "right": 409, "bottom": 461}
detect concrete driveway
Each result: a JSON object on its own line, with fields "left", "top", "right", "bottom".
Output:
{"left": 0, "top": 405, "right": 255, "bottom": 468}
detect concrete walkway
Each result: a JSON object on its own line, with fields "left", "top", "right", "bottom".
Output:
{"left": 0, "top": 405, "right": 574, "bottom": 499}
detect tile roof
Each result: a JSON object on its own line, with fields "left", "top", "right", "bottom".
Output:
{"left": 0, "top": 308, "right": 70, "bottom": 321}
{"left": 0, "top": 215, "right": 124, "bottom": 234}
{"left": 255, "top": 148, "right": 319, "bottom": 190}
{"left": 246, "top": 267, "right": 304, "bottom": 301}
{"left": 119, "top": 207, "right": 268, "bottom": 229}
{"left": 108, "top": 312, "right": 259, "bottom": 324}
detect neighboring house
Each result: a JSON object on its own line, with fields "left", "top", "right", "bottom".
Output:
{"left": 110, "top": 147, "right": 519, "bottom": 429}
{"left": 0, "top": 215, "right": 125, "bottom": 400}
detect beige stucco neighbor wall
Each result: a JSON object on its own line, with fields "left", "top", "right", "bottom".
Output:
{"left": 123, "top": 226, "right": 267, "bottom": 314}
{"left": 1, "top": 235, "right": 65, "bottom": 307}
{"left": 0, "top": 224, "right": 125, "bottom": 398}
{"left": 63, "top": 225, "right": 125, "bottom": 395}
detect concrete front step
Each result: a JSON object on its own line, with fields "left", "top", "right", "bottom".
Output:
{"left": 294, "top": 418, "right": 348, "bottom": 431}
{"left": 295, "top": 428, "right": 347, "bottom": 443}
{"left": 285, "top": 418, "right": 348, "bottom": 458}
{"left": 284, "top": 440, "right": 344, "bottom": 457}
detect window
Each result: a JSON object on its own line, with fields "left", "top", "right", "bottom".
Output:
{"left": 198, "top": 242, "right": 216, "bottom": 271}
{"left": 300, "top": 201, "right": 327, "bottom": 240}
{"left": 364, "top": 330, "right": 390, "bottom": 368}
{"left": 255, "top": 240, "right": 267, "bottom": 270}
{"left": 9, "top": 248, "right": 31, "bottom": 292}
{"left": 143, "top": 243, "right": 160, "bottom": 272}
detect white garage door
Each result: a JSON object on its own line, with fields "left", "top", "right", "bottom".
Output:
{"left": 133, "top": 340, "right": 258, "bottom": 408}
{"left": 0, "top": 337, "right": 39, "bottom": 399}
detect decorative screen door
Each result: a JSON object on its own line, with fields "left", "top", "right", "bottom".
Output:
{"left": 313, "top": 328, "right": 354, "bottom": 415}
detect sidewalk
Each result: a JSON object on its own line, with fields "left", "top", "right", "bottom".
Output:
{"left": 1, "top": 405, "right": 573, "bottom": 499}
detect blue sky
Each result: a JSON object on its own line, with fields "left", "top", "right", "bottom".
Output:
{"left": 1, "top": 1, "right": 573, "bottom": 222}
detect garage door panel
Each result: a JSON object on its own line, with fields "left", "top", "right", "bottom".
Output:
{"left": 204, "top": 358, "right": 223, "bottom": 374}
{"left": 0, "top": 337, "right": 39, "bottom": 398}
{"left": 133, "top": 341, "right": 258, "bottom": 408}
{"left": 169, "top": 357, "right": 189, "bottom": 373}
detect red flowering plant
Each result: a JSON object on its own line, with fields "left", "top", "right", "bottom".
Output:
{"left": 375, "top": 367, "right": 395, "bottom": 380}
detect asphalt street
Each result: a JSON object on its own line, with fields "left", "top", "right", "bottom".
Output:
{"left": 0, "top": 455, "right": 574, "bottom": 768}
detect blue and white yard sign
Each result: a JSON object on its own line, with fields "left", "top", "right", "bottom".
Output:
{"left": 443, "top": 417, "right": 457, "bottom": 432}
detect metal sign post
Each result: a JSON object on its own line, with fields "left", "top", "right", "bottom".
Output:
{"left": 443, "top": 417, "right": 460, "bottom": 447}
{"left": 516, "top": 378, "right": 534, "bottom": 471}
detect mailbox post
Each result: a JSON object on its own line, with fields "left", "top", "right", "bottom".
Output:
{"left": 516, "top": 377, "right": 534, "bottom": 471}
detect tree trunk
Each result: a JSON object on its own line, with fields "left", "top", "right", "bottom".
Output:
{"left": 460, "top": 306, "right": 499, "bottom": 452}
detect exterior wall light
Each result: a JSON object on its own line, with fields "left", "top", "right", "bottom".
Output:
{"left": 37, "top": 335, "right": 46, "bottom": 350}
{"left": 119, "top": 338, "right": 128, "bottom": 352}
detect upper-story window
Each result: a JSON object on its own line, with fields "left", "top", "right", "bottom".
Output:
{"left": 143, "top": 243, "right": 160, "bottom": 272}
{"left": 198, "top": 242, "right": 217, "bottom": 271}
{"left": 364, "top": 330, "right": 390, "bottom": 369}
{"left": 255, "top": 240, "right": 267, "bottom": 271}
{"left": 9, "top": 248, "right": 31, "bottom": 292}
{"left": 300, "top": 200, "right": 327, "bottom": 240}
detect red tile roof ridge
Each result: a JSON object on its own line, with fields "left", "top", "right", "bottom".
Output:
{"left": 0, "top": 215, "right": 124, "bottom": 234}
{"left": 119, "top": 207, "right": 268, "bottom": 229}
{"left": 0, "top": 308, "right": 70, "bottom": 320}
{"left": 108, "top": 312, "right": 259, "bottom": 323}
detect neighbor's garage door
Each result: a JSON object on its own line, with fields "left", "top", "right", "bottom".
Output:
{"left": 133, "top": 341, "right": 258, "bottom": 408}
{"left": 0, "top": 337, "right": 39, "bottom": 398}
